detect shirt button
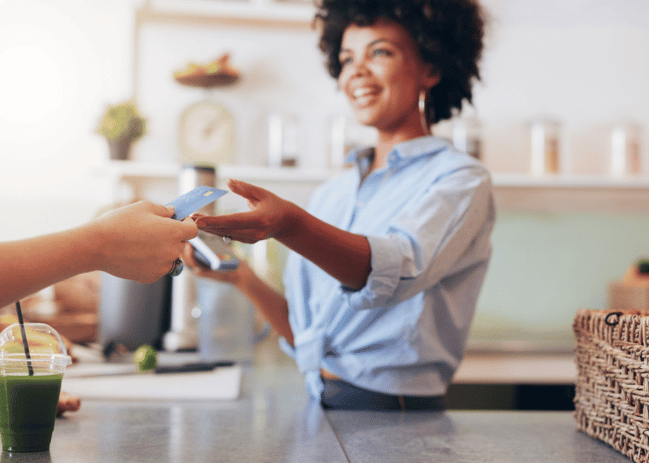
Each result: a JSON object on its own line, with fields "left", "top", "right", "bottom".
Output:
{"left": 357, "top": 202, "right": 364, "bottom": 207}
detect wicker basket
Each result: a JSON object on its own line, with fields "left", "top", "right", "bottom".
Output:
{"left": 573, "top": 309, "right": 649, "bottom": 462}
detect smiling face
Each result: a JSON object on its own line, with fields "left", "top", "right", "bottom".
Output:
{"left": 338, "top": 19, "right": 440, "bottom": 140}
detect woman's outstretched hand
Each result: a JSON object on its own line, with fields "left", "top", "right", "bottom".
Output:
{"left": 194, "top": 179, "right": 298, "bottom": 244}
{"left": 193, "top": 179, "right": 371, "bottom": 291}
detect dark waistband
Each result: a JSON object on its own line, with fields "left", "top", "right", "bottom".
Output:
{"left": 320, "top": 376, "right": 445, "bottom": 411}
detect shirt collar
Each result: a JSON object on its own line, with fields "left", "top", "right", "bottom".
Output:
{"left": 345, "top": 136, "right": 450, "bottom": 171}
{"left": 346, "top": 146, "right": 375, "bottom": 179}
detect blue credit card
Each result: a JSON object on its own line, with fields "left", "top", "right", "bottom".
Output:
{"left": 166, "top": 186, "right": 227, "bottom": 220}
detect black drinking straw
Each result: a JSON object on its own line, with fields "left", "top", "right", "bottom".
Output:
{"left": 15, "top": 301, "right": 34, "bottom": 376}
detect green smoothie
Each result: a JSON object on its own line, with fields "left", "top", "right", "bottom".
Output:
{"left": 0, "top": 373, "right": 63, "bottom": 452}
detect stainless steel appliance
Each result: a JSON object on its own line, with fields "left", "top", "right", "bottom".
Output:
{"left": 98, "top": 274, "right": 171, "bottom": 351}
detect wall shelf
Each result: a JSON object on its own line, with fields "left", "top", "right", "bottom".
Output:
{"left": 99, "top": 161, "right": 337, "bottom": 208}
{"left": 101, "top": 161, "right": 337, "bottom": 183}
{"left": 492, "top": 173, "right": 649, "bottom": 214}
{"left": 101, "top": 161, "right": 649, "bottom": 214}
{"left": 492, "top": 173, "right": 649, "bottom": 189}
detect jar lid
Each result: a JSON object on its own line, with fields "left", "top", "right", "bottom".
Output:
{"left": 0, "top": 323, "right": 71, "bottom": 365}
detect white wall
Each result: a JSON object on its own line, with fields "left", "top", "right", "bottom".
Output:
{"left": 0, "top": 0, "right": 136, "bottom": 240}
{"left": 133, "top": 0, "right": 649, "bottom": 177}
{"left": 472, "top": 0, "right": 649, "bottom": 175}
{"left": 1, "top": 0, "right": 648, "bottom": 241}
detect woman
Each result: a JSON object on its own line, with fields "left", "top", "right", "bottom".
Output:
{"left": 186, "top": 0, "right": 495, "bottom": 410}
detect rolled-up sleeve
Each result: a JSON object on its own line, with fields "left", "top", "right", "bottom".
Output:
{"left": 344, "top": 165, "right": 494, "bottom": 311}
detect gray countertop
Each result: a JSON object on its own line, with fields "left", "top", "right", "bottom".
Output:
{"left": 2, "top": 365, "right": 630, "bottom": 463}
{"left": 326, "top": 410, "right": 626, "bottom": 463}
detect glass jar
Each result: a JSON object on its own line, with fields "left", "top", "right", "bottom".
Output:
{"left": 452, "top": 117, "right": 482, "bottom": 160}
{"left": 329, "top": 114, "right": 377, "bottom": 169}
{"left": 267, "top": 113, "right": 298, "bottom": 168}
{"left": 529, "top": 118, "right": 561, "bottom": 176}
{"left": 610, "top": 123, "right": 641, "bottom": 178}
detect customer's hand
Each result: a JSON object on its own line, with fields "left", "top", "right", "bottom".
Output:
{"left": 194, "top": 179, "right": 299, "bottom": 244}
{"left": 90, "top": 201, "right": 198, "bottom": 283}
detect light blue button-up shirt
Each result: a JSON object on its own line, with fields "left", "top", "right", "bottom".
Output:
{"left": 280, "top": 135, "right": 496, "bottom": 400}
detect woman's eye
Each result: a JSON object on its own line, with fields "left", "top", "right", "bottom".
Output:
{"left": 371, "top": 48, "right": 392, "bottom": 58}
{"left": 339, "top": 56, "right": 352, "bottom": 66}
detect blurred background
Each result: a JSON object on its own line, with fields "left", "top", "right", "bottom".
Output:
{"left": 1, "top": 0, "right": 648, "bottom": 356}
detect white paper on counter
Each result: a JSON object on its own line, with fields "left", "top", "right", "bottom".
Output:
{"left": 62, "top": 365, "right": 242, "bottom": 401}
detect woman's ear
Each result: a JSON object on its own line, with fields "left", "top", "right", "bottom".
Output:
{"left": 422, "top": 64, "right": 441, "bottom": 89}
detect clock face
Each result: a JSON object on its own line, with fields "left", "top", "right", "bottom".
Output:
{"left": 179, "top": 101, "right": 235, "bottom": 165}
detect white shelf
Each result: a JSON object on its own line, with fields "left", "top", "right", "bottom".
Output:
{"left": 101, "top": 162, "right": 649, "bottom": 187}
{"left": 492, "top": 172, "right": 649, "bottom": 189}
{"left": 99, "top": 161, "right": 337, "bottom": 207}
{"left": 101, "top": 161, "right": 338, "bottom": 183}
{"left": 491, "top": 173, "right": 649, "bottom": 213}
{"left": 141, "top": 0, "right": 316, "bottom": 26}
{"left": 101, "top": 161, "right": 649, "bottom": 213}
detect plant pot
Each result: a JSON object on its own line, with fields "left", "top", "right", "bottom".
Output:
{"left": 107, "top": 138, "right": 132, "bottom": 161}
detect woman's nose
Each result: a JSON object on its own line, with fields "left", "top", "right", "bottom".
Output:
{"left": 350, "top": 57, "right": 370, "bottom": 77}
{"left": 341, "top": 58, "right": 370, "bottom": 84}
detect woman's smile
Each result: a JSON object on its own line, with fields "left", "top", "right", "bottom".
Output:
{"left": 351, "top": 85, "right": 381, "bottom": 107}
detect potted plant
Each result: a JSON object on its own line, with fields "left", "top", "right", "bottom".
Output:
{"left": 96, "top": 101, "right": 146, "bottom": 160}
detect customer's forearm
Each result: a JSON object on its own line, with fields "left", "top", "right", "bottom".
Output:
{"left": 1, "top": 226, "right": 97, "bottom": 307}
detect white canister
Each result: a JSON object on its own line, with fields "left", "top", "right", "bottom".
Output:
{"left": 610, "top": 123, "right": 641, "bottom": 178}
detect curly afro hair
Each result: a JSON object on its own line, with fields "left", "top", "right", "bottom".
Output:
{"left": 315, "top": 0, "right": 486, "bottom": 124}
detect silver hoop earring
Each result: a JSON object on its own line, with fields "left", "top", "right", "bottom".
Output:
{"left": 419, "top": 90, "right": 431, "bottom": 134}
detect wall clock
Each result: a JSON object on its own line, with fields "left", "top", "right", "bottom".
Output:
{"left": 178, "top": 100, "right": 235, "bottom": 165}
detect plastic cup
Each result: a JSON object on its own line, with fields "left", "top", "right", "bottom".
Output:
{"left": 0, "top": 323, "right": 72, "bottom": 452}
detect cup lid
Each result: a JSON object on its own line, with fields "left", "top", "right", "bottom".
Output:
{"left": 0, "top": 323, "right": 72, "bottom": 364}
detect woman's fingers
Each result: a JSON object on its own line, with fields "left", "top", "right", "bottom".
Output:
{"left": 227, "top": 179, "right": 264, "bottom": 202}
{"left": 195, "top": 213, "right": 260, "bottom": 233}
{"left": 195, "top": 217, "right": 266, "bottom": 244}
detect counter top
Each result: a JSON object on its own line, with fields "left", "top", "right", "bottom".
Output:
{"left": 3, "top": 365, "right": 629, "bottom": 463}
{"left": 326, "top": 410, "right": 623, "bottom": 463}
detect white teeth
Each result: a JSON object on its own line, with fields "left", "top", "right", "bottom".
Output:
{"left": 353, "top": 88, "right": 375, "bottom": 98}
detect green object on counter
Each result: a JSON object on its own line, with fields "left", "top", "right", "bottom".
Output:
{"left": 133, "top": 345, "right": 158, "bottom": 372}
{"left": 0, "top": 373, "right": 63, "bottom": 452}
